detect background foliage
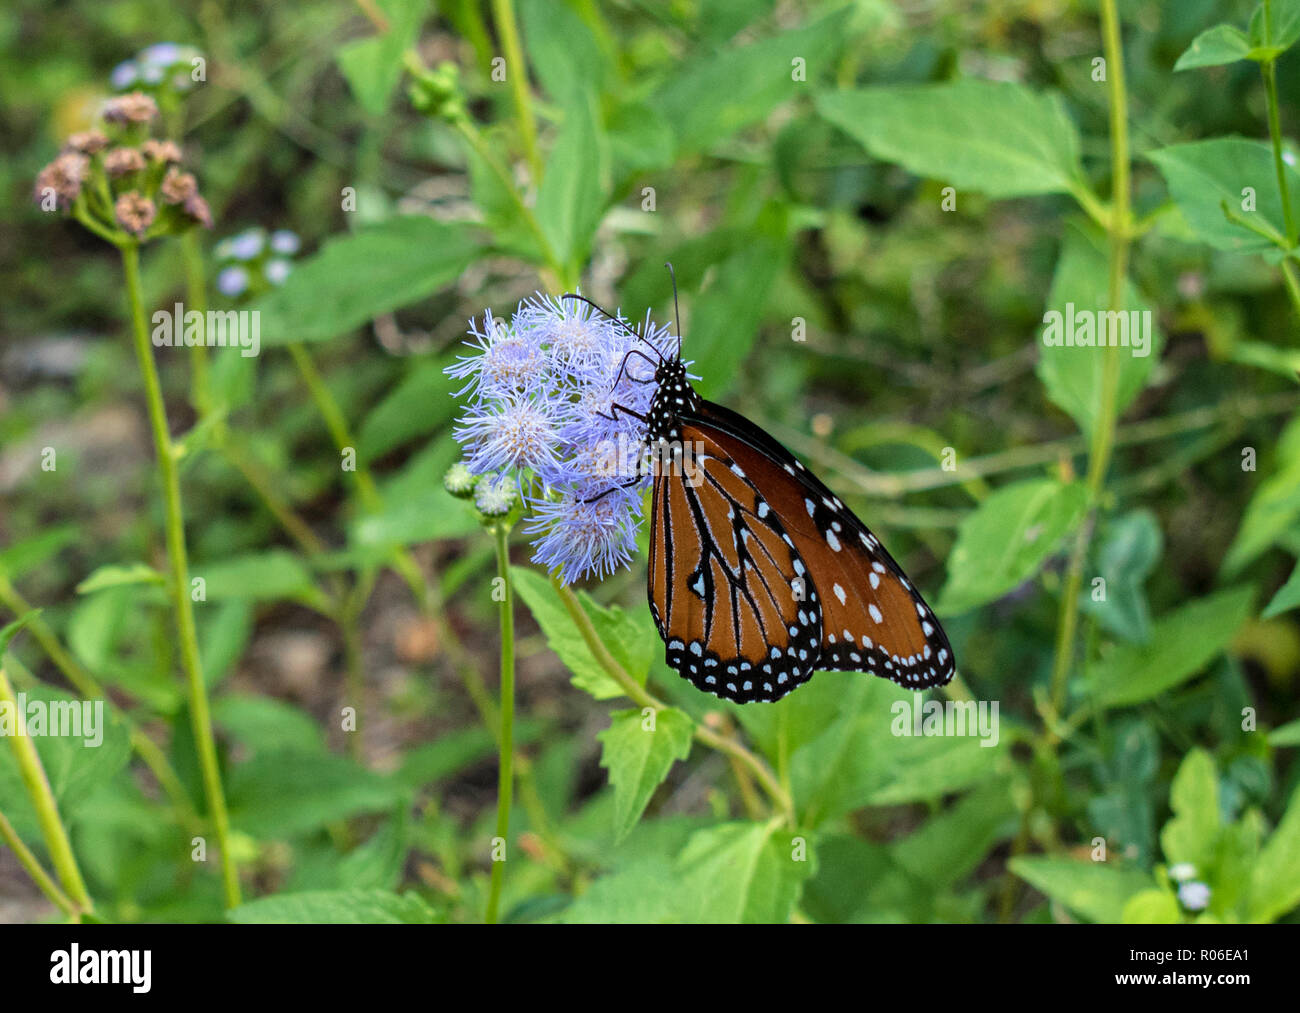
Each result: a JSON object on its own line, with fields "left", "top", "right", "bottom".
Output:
{"left": 1, "top": 0, "right": 1298, "bottom": 924}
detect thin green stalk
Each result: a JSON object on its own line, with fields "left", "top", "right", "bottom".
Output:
{"left": 0, "top": 806, "right": 77, "bottom": 919}
{"left": 1047, "top": 0, "right": 1131, "bottom": 721}
{"left": 1261, "top": 1, "right": 1297, "bottom": 248}
{"left": 490, "top": 0, "right": 541, "bottom": 178}
{"left": 121, "top": 243, "right": 241, "bottom": 909}
{"left": 550, "top": 578, "right": 795, "bottom": 825}
{"left": 0, "top": 667, "right": 92, "bottom": 916}
{"left": 485, "top": 524, "right": 516, "bottom": 924}
{"left": 181, "top": 231, "right": 212, "bottom": 414}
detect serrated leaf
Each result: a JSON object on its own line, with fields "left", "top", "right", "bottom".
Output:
{"left": 598, "top": 707, "right": 694, "bottom": 841}
{"left": 658, "top": 10, "right": 851, "bottom": 154}
{"left": 1088, "top": 586, "right": 1254, "bottom": 708}
{"left": 1037, "top": 226, "right": 1161, "bottom": 438}
{"left": 817, "top": 79, "right": 1084, "bottom": 199}
{"left": 1009, "top": 856, "right": 1150, "bottom": 923}
{"left": 938, "top": 478, "right": 1088, "bottom": 614}
{"left": 228, "top": 889, "right": 439, "bottom": 924}
{"left": 1148, "top": 138, "right": 1300, "bottom": 254}
{"left": 249, "top": 217, "right": 480, "bottom": 346}
{"left": 511, "top": 567, "right": 653, "bottom": 699}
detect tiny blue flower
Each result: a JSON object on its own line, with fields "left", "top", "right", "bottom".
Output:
{"left": 265, "top": 259, "right": 292, "bottom": 285}
{"left": 227, "top": 228, "right": 265, "bottom": 261}
{"left": 454, "top": 388, "right": 562, "bottom": 476}
{"left": 270, "top": 229, "right": 301, "bottom": 255}
{"left": 110, "top": 61, "right": 139, "bottom": 90}
{"left": 1177, "top": 881, "right": 1210, "bottom": 912}
{"left": 139, "top": 42, "right": 183, "bottom": 67}
{"left": 526, "top": 491, "right": 642, "bottom": 584}
{"left": 140, "top": 63, "right": 166, "bottom": 85}
{"left": 216, "top": 265, "right": 249, "bottom": 297}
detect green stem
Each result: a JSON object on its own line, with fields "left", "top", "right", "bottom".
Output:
{"left": 485, "top": 524, "right": 516, "bottom": 924}
{"left": 490, "top": 0, "right": 542, "bottom": 178}
{"left": 181, "top": 231, "right": 212, "bottom": 414}
{"left": 0, "top": 667, "right": 92, "bottom": 916}
{"left": 0, "top": 805, "right": 78, "bottom": 918}
{"left": 1047, "top": 0, "right": 1131, "bottom": 721}
{"left": 550, "top": 578, "right": 795, "bottom": 825}
{"left": 1261, "top": 3, "right": 1297, "bottom": 248}
{"left": 121, "top": 243, "right": 241, "bottom": 909}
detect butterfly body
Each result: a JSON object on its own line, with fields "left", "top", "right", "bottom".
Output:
{"left": 642, "top": 357, "right": 954, "bottom": 703}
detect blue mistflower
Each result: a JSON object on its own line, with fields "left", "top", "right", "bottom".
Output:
{"left": 216, "top": 265, "right": 249, "bottom": 297}
{"left": 447, "top": 293, "right": 677, "bottom": 583}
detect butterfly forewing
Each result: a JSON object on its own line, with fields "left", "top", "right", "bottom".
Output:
{"left": 686, "top": 401, "right": 955, "bottom": 691}
{"left": 649, "top": 425, "right": 822, "bottom": 703}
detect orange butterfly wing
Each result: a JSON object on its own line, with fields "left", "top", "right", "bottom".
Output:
{"left": 648, "top": 424, "right": 822, "bottom": 702}
{"left": 684, "top": 401, "right": 955, "bottom": 691}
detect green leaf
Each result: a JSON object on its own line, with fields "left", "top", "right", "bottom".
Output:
{"left": 351, "top": 485, "right": 480, "bottom": 547}
{"left": 1009, "top": 856, "right": 1150, "bottom": 923}
{"left": 1037, "top": 226, "right": 1161, "bottom": 438}
{"left": 1223, "top": 415, "right": 1300, "bottom": 575}
{"left": 0, "top": 612, "right": 37, "bottom": 656}
{"left": 228, "top": 889, "right": 439, "bottom": 924}
{"left": 1122, "top": 888, "right": 1181, "bottom": 923}
{"left": 357, "top": 355, "right": 459, "bottom": 459}
{"left": 1248, "top": 0, "right": 1300, "bottom": 55}
{"left": 889, "top": 778, "right": 1017, "bottom": 889}
{"left": 1148, "top": 139, "right": 1300, "bottom": 254}
{"left": 938, "top": 478, "right": 1088, "bottom": 614}
{"left": 1263, "top": 559, "right": 1300, "bottom": 618}
{"left": 1089, "top": 586, "right": 1254, "bottom": 708}
{"left": 1081, "top": 510, "right": 1163, "bottom": 642}
{"left": 817, "top": 79, "right": 1083, "bottom": 199}
{"left": 212, "top": 694, "right": 327, "bottom": 756}
{"left": 511, "top": 567, "right": 654, "bottom": 699}
{"left": 194, "top": 550, "right": 325, "bottom": 609}
{"left": 519, "top": 0, "right": 609, "bottom": 104}
{"left": 75, "top": 562, "right": 165, "bottom": 595}
{"left": 227, "top": 750, "right": 408, "bottom": 839}
{"left": 597, "top": 707, "right": 694, "bottom": 841}
{"left": 0, "top": 527, "right": 78, "bottom": 581}
{"left": 250, "top": 217, "right": 480, "bottom": 346}
{"left": 198, "top": 599, "right": 254, "bottom": 688}
{"left": 535, "top": 87, "right": 610, "bottom": 269}
{"left": 1251, "top": 780, "right": 1300, "bottom": 921}
{"left": 676, "top": 822, "right": 816, "bottom": 923}
{"left": 1268, "top": 718, "right": 1300, "bottom": 746}
{"left": 658, "top": 9, "right": 851, "bottom": 153}
{"left": 681, "top": 222, "right": 789, "bottom": 400}
{"left": 1160, "top": 748, "right": 1221, "bottom": 869}
{"left": 336, "top": 0, "right": 429, "bottom": 115}
{"left": 1174, "top": 24, "right": 1253, "bottom": 69}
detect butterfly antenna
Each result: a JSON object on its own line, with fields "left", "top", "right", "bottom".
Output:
{"left": 560, "top": 293, "right": 666, "bottom": 363}
{"left": 665, "top": 262, "right": 683, "bottom": 359}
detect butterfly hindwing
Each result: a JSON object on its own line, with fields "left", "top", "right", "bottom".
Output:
{"left": 649, "top": 425, "right": 822, "bottom": 703}
{"left": 683, "top": 400, "right": 955, "bottom": 691}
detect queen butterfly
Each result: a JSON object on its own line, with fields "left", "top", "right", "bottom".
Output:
{"left": 566, "top": 286, "right": 956, "bottom": 704}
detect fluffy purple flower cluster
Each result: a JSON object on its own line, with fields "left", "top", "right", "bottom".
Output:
{"left": 448, "top": 294, "right": 675, "bottom": 584}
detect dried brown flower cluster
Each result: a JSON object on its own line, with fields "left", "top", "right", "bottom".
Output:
{"left": 32, "top": 90, "right": 213, "bottom": 242}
